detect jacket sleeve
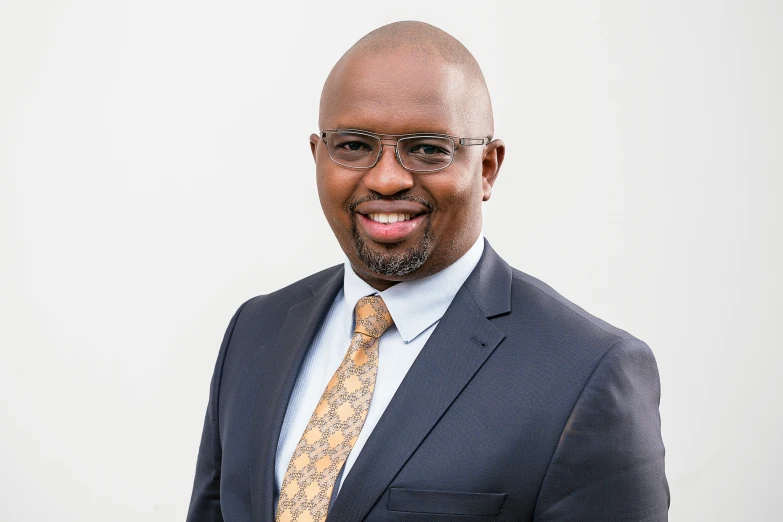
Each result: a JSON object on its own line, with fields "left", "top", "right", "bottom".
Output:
{"left": 534, "top": 337, "right": 670, "bottom": 521}
{"left": 186, "top": 301, "right": 248, "bottom": 522}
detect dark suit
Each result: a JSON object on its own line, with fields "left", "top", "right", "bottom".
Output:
{"left": 187, "top": 240, "right": 669, "bottom": 521}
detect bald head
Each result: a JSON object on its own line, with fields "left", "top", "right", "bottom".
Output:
{"left": 319, "top": 21, "right": 494, "bottom": 138}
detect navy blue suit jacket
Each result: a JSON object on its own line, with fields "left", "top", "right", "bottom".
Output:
{"left": 186, "top": 240, "right": 669, "bottom": 521}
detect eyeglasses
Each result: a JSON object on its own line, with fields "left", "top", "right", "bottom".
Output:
{"left": 320, "top": 129, "right": 489, "bottom": 173}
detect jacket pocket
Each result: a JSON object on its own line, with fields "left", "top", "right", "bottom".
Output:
{"left": 387, "top": 487, "right": 507, "bottom": 516}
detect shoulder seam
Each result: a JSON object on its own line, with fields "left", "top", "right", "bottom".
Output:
{"left": 510, "top": 270, "right": 631, "bottom": 339}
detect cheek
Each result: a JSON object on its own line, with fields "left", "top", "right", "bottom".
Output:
{"left": 429, "top": 168, "right": 484, "bottom": 217}
{"left": 316, "top": 167, "right": 355, "bottom": 224}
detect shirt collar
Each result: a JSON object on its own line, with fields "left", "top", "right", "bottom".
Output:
{"left": 342, "top": 234, "right": 485, "bottom": 343}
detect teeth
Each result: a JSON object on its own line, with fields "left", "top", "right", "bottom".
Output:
{"left": 368, "top": 213, "right": 412, "bottom": 223}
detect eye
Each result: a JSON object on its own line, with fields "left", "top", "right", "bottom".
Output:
{"left": 330, "top": 136, "right": 376, "bottom": 154}
{"left": 409, "top": 143, "right": 450, "bottom": 155}
{"left": 342, "top": 141, "right": 369, "bottom": 151}
{"left": 415, "top": 145, "right": 437, "bottom": 155}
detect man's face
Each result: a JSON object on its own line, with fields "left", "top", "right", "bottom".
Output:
{"left": 311, "top": 51, "right": 503, "bottom": 289}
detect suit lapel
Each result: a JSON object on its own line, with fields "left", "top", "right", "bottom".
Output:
{"left": 327, "top": 241, "right": 512, "bottom": 521}
{"left": 249, "top": 266, "right": 345, "bottom": 522}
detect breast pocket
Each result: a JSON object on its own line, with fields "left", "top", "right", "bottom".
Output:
{"left": 387, "top": 487, "right": 507, "bottom": 516}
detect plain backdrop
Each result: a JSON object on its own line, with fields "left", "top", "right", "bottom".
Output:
{"left": 1, "top": 1, "right": 781, "bottom": 520}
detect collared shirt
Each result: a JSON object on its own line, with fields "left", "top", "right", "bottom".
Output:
{"left": 273, "top": 234, "right": 485, "bottom": 506}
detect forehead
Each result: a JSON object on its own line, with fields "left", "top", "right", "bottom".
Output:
{"left": 320, "top": 51, "right": 472, "bottom": 136}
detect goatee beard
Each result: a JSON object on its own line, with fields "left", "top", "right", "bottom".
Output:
{"left": 351, "top": 219, "right": 432, "bottom": 277}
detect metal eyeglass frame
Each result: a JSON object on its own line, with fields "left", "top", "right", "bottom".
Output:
{"left": 320, "top": 128, "right": 489, "bottom": 173}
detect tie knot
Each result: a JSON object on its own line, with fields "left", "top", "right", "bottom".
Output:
{"left": 354, "top": 295, "right": 393, "bottom": 338}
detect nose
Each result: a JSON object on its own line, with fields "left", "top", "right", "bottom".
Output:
{"left": 361, "top": 141, "right": 415, "bottom": 196}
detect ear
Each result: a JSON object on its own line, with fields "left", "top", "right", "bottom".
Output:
{"left": 309, "top": 133, "right": 320, "bottom": 162}
{"left": 481, "top": 139, "right": 505, "bottom": 201}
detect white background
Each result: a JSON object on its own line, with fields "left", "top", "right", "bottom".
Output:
{"left": 1, "top": 1, "right": 781, "bottom": 520}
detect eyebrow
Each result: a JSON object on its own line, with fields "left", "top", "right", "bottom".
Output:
{"left": 330, "top": 126, "right": 455, "bottom": 137}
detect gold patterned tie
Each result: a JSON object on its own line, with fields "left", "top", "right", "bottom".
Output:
{"left": 275, "top": 295, "right": 394, "bottom": 522}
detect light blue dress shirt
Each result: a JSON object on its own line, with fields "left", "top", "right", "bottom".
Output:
{"left": 273, "top": 234, "right": 485, "bottom": 505}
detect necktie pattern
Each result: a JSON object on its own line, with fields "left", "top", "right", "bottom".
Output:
{"left": 276, "top": 295, "right": 393, "bottom": 522}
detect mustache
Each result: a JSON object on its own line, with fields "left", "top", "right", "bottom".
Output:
{"left": 348, "top": 193, "right": 434, "bottom": 213}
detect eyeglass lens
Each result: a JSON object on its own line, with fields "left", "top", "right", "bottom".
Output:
{"left": 325, "top": 131, "right": 455, "bottom": 172}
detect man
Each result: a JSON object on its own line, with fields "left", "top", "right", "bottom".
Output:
{"left": 186, "top": 21, "right": 669, "bottom": 522}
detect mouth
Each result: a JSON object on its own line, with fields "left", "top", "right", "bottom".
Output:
{"left": 353, "top": 209, "right": 428, "bottom": 244}
{"left": 351, "top": 199, "right": 431, "bottom": 244}
{"left": 364, "top": 212, "right": 415, "bottom": 223}
{"left": 355, "top": 212, "right": 428, "bottom": 243}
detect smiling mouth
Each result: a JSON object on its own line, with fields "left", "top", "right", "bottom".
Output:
{"left": 353, "top": 211, "right": 427, "bottom": 244}
{"left": 364, "top": 213, "right": 415, "bottom": 223}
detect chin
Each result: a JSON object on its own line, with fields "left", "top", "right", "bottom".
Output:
{"left": 351, "top": 223, "right": 433, "bottom": 278}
